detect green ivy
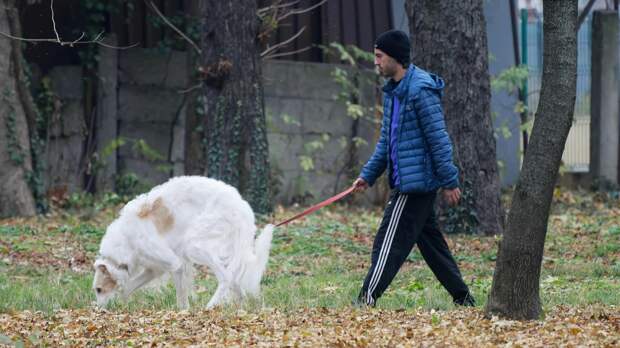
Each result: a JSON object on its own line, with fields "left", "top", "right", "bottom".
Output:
{"left": 29, "top": 75, "right": 60, "bottom": 213}
{"left": 90, "top": 137, "right": 170, "bottom": 179}
{"left": 115, "top": 172, "right": 149, "bottom": 198}
{"left": 2, "top": 89, "right": 26, "bottom": 166}
{"left": 2, "top": 81, "right": 49, "bottom": 213}
{"left": 76, "top": 0, "right": 120, "bottom": 70}
{"left": 148, "top": 11, "right": 201, "bottom": 54}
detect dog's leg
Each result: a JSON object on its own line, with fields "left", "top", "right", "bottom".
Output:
{"left": 185, "top": 243, "right": 233, "bottom": 309}
{"left": 135, "top": 236, "right": 183, "bottom": 273}
{"left": 182, "top": 264, "right": 197, "bottom": 301}
{"left": 173, "top": 267, "right": 190, "bottom": 310}
{"left": 231, "top": 282, "right": 243, "bottom": 301}
{"left": 207, "top": 286, "right": 225, "bottom": 308}
{"left": 206, "top": 269, "right": 235, "bottom": 309}
{"left": 123, "top": 268, "right": 161, "bottom": 298}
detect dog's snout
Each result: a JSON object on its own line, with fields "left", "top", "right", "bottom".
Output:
{"left": 96, "top": 287, "right": 102, "bottom": 294}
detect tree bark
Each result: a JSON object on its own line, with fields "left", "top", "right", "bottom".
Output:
{"left": 486, "top": 0, "right": 577, "bottom": 320}
{"left": 183, "top": 0, "right": 205, "bottom": 176}
{"left": 0, "top": 0, "right": 36, "bottom": 217}
{"left": 406, "top": 0, "right": 503, "bottom": 235}
{"left": 199, "top": 0, "right": 272, "bottom": 214}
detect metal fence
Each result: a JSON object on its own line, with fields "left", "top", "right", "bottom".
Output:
{"left": 522, "top": 9, "right": 592, "bottom": 172}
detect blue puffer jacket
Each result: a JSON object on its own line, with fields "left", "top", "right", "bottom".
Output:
{"left": 360, "top": 65, "right": 459, "bottom": 193}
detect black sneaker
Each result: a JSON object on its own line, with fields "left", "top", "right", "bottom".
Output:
{"left": 453, "top": 293, "right": 476, "bottom": 307}
{"left": 351, "top": 298, "right": 367, "bottom": 308}
{"left": 352, "top": 293, "right": 376, "bottom": 308}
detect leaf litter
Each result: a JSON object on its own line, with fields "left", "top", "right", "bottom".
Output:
{"left": 0, "top": 306, "right": 618, "bottom": 347}
{"left": 0, "top": 189, "right": 619, "bottom": 346}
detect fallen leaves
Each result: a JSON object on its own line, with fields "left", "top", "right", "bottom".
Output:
{"left": 1, "top": 306, "right": 617, "bottom": 347}
{"left": 0, "top": 190, "right": 618, "bottom": 346}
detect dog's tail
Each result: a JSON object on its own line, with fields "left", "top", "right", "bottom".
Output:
{"left": 239, "top": 224, "right": 274, "bottom": 296}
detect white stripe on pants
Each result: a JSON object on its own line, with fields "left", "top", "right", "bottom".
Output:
{"left": 366, "top": 194, "right": 408, "bottom": 305}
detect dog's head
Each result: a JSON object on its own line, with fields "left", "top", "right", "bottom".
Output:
{"left": 92, "top": 258, "right": 129, "bottom": 307}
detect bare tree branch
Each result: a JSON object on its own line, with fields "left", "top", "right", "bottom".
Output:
{"left": 260, "top": 26, "right": 305, "bottom": 57}
{"left": 577, "top": 0, "right": 596, "bottom": 30}
{"left": 257, "top": 0, "right": 327, "bottom": 53}
{"left": 70, "top": 32, "right": 87, "bottom": 45}
{"left": 0, "top": 30, "right": 139, "bottom": 49}
{"left": 177, "top": 83, "right": 202, "bottom": 94}
{"left": 50, "top": 0, "right": 62, "bottom": 43}
{"left": 0, "top": 0, "right": 138, "bottom": 49}
{"left": 258, "top": 0, "right": 301, "bottom": 15}
{"left": 144, "top": 0, "right": 202, "bottom": 55}
{"left": 276, "top": 0, "right": 328, "bottom": 22}
{"left": 97, "top": 40, "right": 139, "bottom": 50}
{"left": 264, "top": 46, "right": 312, "bottom": 59}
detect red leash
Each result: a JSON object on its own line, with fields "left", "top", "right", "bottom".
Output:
{"left": 275, "top": 186, "right": 355, "bottom": 227}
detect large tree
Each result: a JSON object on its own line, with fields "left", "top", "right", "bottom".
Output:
{"left": 199, "top": 0, "right": 272, "bottom": 214}
{"left": 0, "top": 0, "right": 36, "bottom": 217}
{"left": 486, "top": 0, "right": 577, "bottom": 320}
{"left": 406, "top": 0, "right": 503, "bottom": 235}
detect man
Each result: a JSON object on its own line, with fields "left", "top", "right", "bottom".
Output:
{"left": 352, "top": 30, "right": 475, "bottom": 307}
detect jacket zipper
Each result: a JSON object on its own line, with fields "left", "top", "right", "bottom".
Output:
{"left": 396, "top": 96, "right": 404, "bottom": 190}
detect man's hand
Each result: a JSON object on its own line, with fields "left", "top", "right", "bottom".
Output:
{"left": 442, "top": 188, "right": 461, "bottom": 206}
{"left": 352, "top": 178, "right": 369, "bottom": 193}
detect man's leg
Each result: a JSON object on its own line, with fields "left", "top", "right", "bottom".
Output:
{"left": 358, "top": 191, "right": 434, "bottom": 306}
{"left": 416, "top": 209, "right": 475, "bottom": 306}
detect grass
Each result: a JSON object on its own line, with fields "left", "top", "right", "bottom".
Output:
{"left": 0, "top": 189, "right": 619, "bottom": 316}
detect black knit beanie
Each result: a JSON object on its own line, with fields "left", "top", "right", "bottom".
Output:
{"left": 374, "top": 30, "right": 411, "bottom": 67}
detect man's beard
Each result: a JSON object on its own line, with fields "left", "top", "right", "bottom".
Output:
{"left": 376, "top": 66, "right": 395, "bottom": 78}
{"left": 376, "top": 67, "right": 396, "bottom": 80}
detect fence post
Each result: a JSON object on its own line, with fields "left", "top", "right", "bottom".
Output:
{"left": 590, "top": 11, "right": 619, "bottom": 186}
{"left": 520, "top": 9, "right": 529, "bottom": 155}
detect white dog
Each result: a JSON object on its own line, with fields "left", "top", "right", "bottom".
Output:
{"left": 92, "top": 176, "right": 274, "bottom": 309}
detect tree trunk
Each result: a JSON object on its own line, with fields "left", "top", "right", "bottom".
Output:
{"left": 0, "top": 0, "right": 36, "bottom": 217}
{"left": 406, "top": 0, "right": 503, "bottom": 235}
{"left": 199, "top": 1, "right": 272, "bottom": 214}
{"left": 486, "top": 0, "right": 577, "bottom": 320}
{"left": 183, "top": 0, "right": 205, "bottom": 176}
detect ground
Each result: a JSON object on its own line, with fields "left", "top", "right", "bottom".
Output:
{"left": 0, "top": 189, "right": 618, "bottom": 346}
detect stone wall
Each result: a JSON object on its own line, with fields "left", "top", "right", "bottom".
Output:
{"left": 263, "top": 60, "right": 381, "bottom": 204}
{"left": 116, "top": 49, "right": 188, "bottom": 186}
{"left": 45, "top": 66, "right": 85, "bottom": 194}
{"left": 94, "top": 49, "right": 384, "bottom": 204}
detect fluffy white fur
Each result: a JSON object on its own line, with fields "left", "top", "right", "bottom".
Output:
{"left": 92, "top": 176, "right": 274, "bottom": 309}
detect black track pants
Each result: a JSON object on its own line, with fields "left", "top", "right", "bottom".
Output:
{"left": 358, "top": 190, "right": 470, "bottom": 306}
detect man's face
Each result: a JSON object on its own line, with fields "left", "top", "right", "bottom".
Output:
{"left": 374, "top": 48, "right": 399, "bottom": 78}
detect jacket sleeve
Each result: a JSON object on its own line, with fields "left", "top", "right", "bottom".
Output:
{"left": 415, "top": 88, "right": 459, "bottom": 189}
{"left": 359, "top": 115, "right": 388, "bottom": 186}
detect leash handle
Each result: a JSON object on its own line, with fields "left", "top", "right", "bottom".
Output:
{"left": 275, "top": 186, "right": 355, "bottom": 227}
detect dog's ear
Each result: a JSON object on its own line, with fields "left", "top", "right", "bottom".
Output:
{"left": 97, "top": 264, "right": 108, "bottom": 273}
{"left": 152, "top": 197, "right": 163, "bottom": 210}
{"left": 137, "top": 201, "right": 152, "bottom": 218}
{"left": 137, "top": 197, "right": 174, "bottom": 234}
{"left": 138, "top": 197, "right": 163, "bottom": 218}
